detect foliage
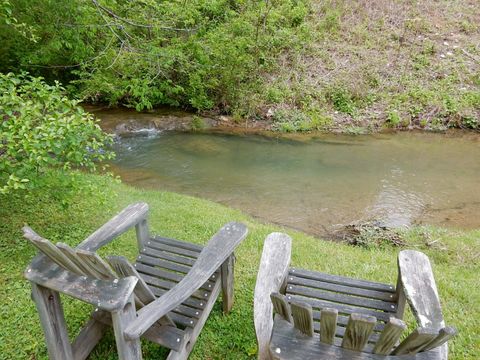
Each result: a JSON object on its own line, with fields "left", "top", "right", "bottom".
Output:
{"left": 1, "top": 0, "right": 311, "bottom": 114}
{"left": 327, "top": 87, "right": 357, "bottom": 116}
{"left": 190, "top": 115, "right": 206, "bottom": 131}
{"left": 0, "top": 0, "right": 478, "bottom": 132}
{"left": 0, "top": 72, "right": 114, "bottom": 194}
{"left": 0, "top": 174, "right": 479, "bottom": 359}
{"left": 385, "top": 110, "right": 401, "bottom": 128}
{"left": 272, "top": 108, "right": 331, "bottom": 132}
{"left": 0, "top": 0, "right": 36, "bottom": 41}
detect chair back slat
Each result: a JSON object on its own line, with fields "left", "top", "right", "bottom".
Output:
{"left": 270, "top": 293, "right": 292, "bottom": 323}
{"left": 373, "top": 317, "right": 406, "bottom": 355}
{"left": 392, "top": 327, "right": 438, "bottom": 355}
{"left": 23, "top": 226, "right": 83, "bottom": 275}
{"left": 290, "top": 302, "right": 314, "bottom": 337}
{"left": 107, "top": 255, "right": 156, "bottom": 304}
{"left": 56, "top": 243, "right": 98, "bottom": 277}
{"left": 421, "top": 326, "right": 457, "bottom": 352}
{"left": 107, "top": 255, "right": 176, "bottom": 327}
{"left": 341, "top": 313, "right": 376, "bottom": 352}
{"left": 319, "top": 308, "right": 338, "bottom": 345}
{"left": 76, "top": 249, "right": 117, "bottom": 280}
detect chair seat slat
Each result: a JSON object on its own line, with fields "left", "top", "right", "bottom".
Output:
{"left": 287, "top": 284, "right": 397, "bottom": 313}
{"left": 289, "top": 268, "right": 396, "bottom": 293}
{"left": 152, "top": 236, "right": 204, "bottom": 252}
{"left": 288, "top": 275, "right": 396, "bottom": 302}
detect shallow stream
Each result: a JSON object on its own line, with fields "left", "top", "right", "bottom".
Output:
{"left": 110, "top": 130, "right": 480, "bottom": 236}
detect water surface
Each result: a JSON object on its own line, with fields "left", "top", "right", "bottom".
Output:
{"left": 111, "top": 131, "right": 480, "bottom": 236}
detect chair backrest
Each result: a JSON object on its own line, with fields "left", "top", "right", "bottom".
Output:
{"left": 23, "top": 226, "right": 153, "bottom": 304}
{"left": 270, "top": 292, "right": 456, "bottom": 357}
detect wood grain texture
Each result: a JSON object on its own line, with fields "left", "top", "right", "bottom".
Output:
{"left": 285, "top": 294, "right": 392, "bottom": 322}
{"left": 288, "top": 268, "right": 396, "bottom": 293}
{"left": 422, "top": 327, "right": 457, "bottom": 352}
{"left": 78, "top": 202, "right": 149, "bottom": 251}
{"left": 319, "top": 308, "right": 338, "bottom": 345}
{"left": 290, "top": 302, "right": 314, "bottom": 337}
{"left": 270, "top": 293, "right": 292, "bottom": 323}
{"left": 26, "top": 254, "right": 138, "bottom": 311}
{"left": 25, "top": 203, "right": 246, "bottom": 360}
{"left": 76, "top": 249, "right": 117, "bottom": 279}
{"left": 111, "top": 295, "right": 142, "bottom": 360}
{"left": 373, "top": 317, "right": 406, "bottom": 355}
{"left": 166, "top": 277, "right": 222, "bottom": 360}
{"left": 392, "top": 327, "right": 438, "bottom": 355}
{"left": 107, "top": 255, "right": 176, "bottom": 327}
{"left": 288, "top": 275, "right": 396, "bottom": 302}
{"left": 269, "top": 316, "right": 441, "bottom": 360}
{"left": 287, "top": 284, "right": 397, "bottom": 312}
{"left": 135, "top": 218, "right": 150, "bottom": 250}
{"left": 125, "top": 222, "right": 248, "bottom": 340}
{"left": 221, "top": 254, "right": 235, "bottom": 313}
{"left": 398, "top": 250, "right": 449, "bottom": 360}
{"left": 254, "top": 232, "right": 292, "bottom": 360}
{"left": 23, "top": 226, "right": 83, "bottom": 275}
{"left": 92, "top": 309, "right": 185, "bottom": 352}
{"left": 31, "top": 283, "right": 73, "bottom": 360}
{"left": 341, "top": 313, "right": 377, "bottom": 352}
{"left": 56, "top": 242, "right": 97, "bottom": 277}
{"left": 398, "top": 250, "right": 444, "bottom": 330}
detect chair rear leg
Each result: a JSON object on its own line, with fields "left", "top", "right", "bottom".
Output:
{"left": 221, "top": 254, "right": 235, "bottom": 313}
{"left": 71, "top": 318, "right": 108, "bottom": 360}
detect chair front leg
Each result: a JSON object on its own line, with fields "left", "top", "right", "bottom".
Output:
{"left": 31, "top": 283, "right": 73, "bottom": 360}
{"left": 112, "top": 294, "right": 143, "bottom": 360}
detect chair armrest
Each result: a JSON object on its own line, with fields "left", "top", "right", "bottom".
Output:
{"left": 25, "top": 254, "right": 138, "bottom": 312}
{"left": 254, "top": 232, "right": 292, "bottom": 360}
{"left": 77, "top": 202, "right": 149, "bottom": 251}
{"left": 124, "top": 222, "right": 248, "bottom": 340}
{"left": 398, "top": 250, "right": 444, "bottom": 330}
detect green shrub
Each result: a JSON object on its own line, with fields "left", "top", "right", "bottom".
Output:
{"left": 191, "top": 115, "right": 206, "bottom": 131}
{"left": 0, "top": 72, "right": 114, "bottom": 194}
{"left": 272, "top": 108, "right": 331, "bottom": 132}
{"left": 328, "top": 88, "right": 357, "bottom": 116}
{"left": 385, "top": 110, "right": 401, "bottom": 127}
{"left": 2, "top": 0, "right": 311, "bottom": 114}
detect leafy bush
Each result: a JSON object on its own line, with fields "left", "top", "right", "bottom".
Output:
{"left": 2, "top": 0, "right": 311, "bottom": 115}
{"left": 0, "top": 72, "right": 114, "bottom": 194}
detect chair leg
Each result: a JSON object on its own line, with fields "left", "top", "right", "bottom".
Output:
{"left": 31, "top": 283, "right": 74, "bottom": 360}
{"left": 221, "top": 254, "right": 235, "bottom": 314}
{"left": 167, "top": 279, "right": 222, "bottom": 360}
{"left": 112, "top": 294, "right": 142, "bottom": 360}
{"left": 71, "top": 317, "right": 108, "bottom": 360}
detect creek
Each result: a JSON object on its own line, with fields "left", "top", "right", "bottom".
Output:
{"left": 108, "top": 126, "right": 480, "bottom": 236}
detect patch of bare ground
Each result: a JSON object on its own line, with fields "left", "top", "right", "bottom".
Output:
{"left": 262, "top": 0, "right": 480, "bottom": 133}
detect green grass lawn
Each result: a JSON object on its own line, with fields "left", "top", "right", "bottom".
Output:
{"left": 0, "top": 175, "right": 478, "bottom": 359}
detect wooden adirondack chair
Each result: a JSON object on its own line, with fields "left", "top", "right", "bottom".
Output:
{"left": 23, "top": 202, "right": 248, "bottom": 360}
{"left": 254, "top": 233, "right": 456, "bottom": 360}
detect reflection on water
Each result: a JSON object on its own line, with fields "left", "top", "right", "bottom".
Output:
{"left": 111, "top": 131, "right": 480, "bottom": 236}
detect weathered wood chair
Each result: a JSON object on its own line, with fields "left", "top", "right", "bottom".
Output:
{"left": 254, "top": 233, "right": 456, "bottom": 360}
{"left": 23, "top": 202, "right": 248, "bottom": 360}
